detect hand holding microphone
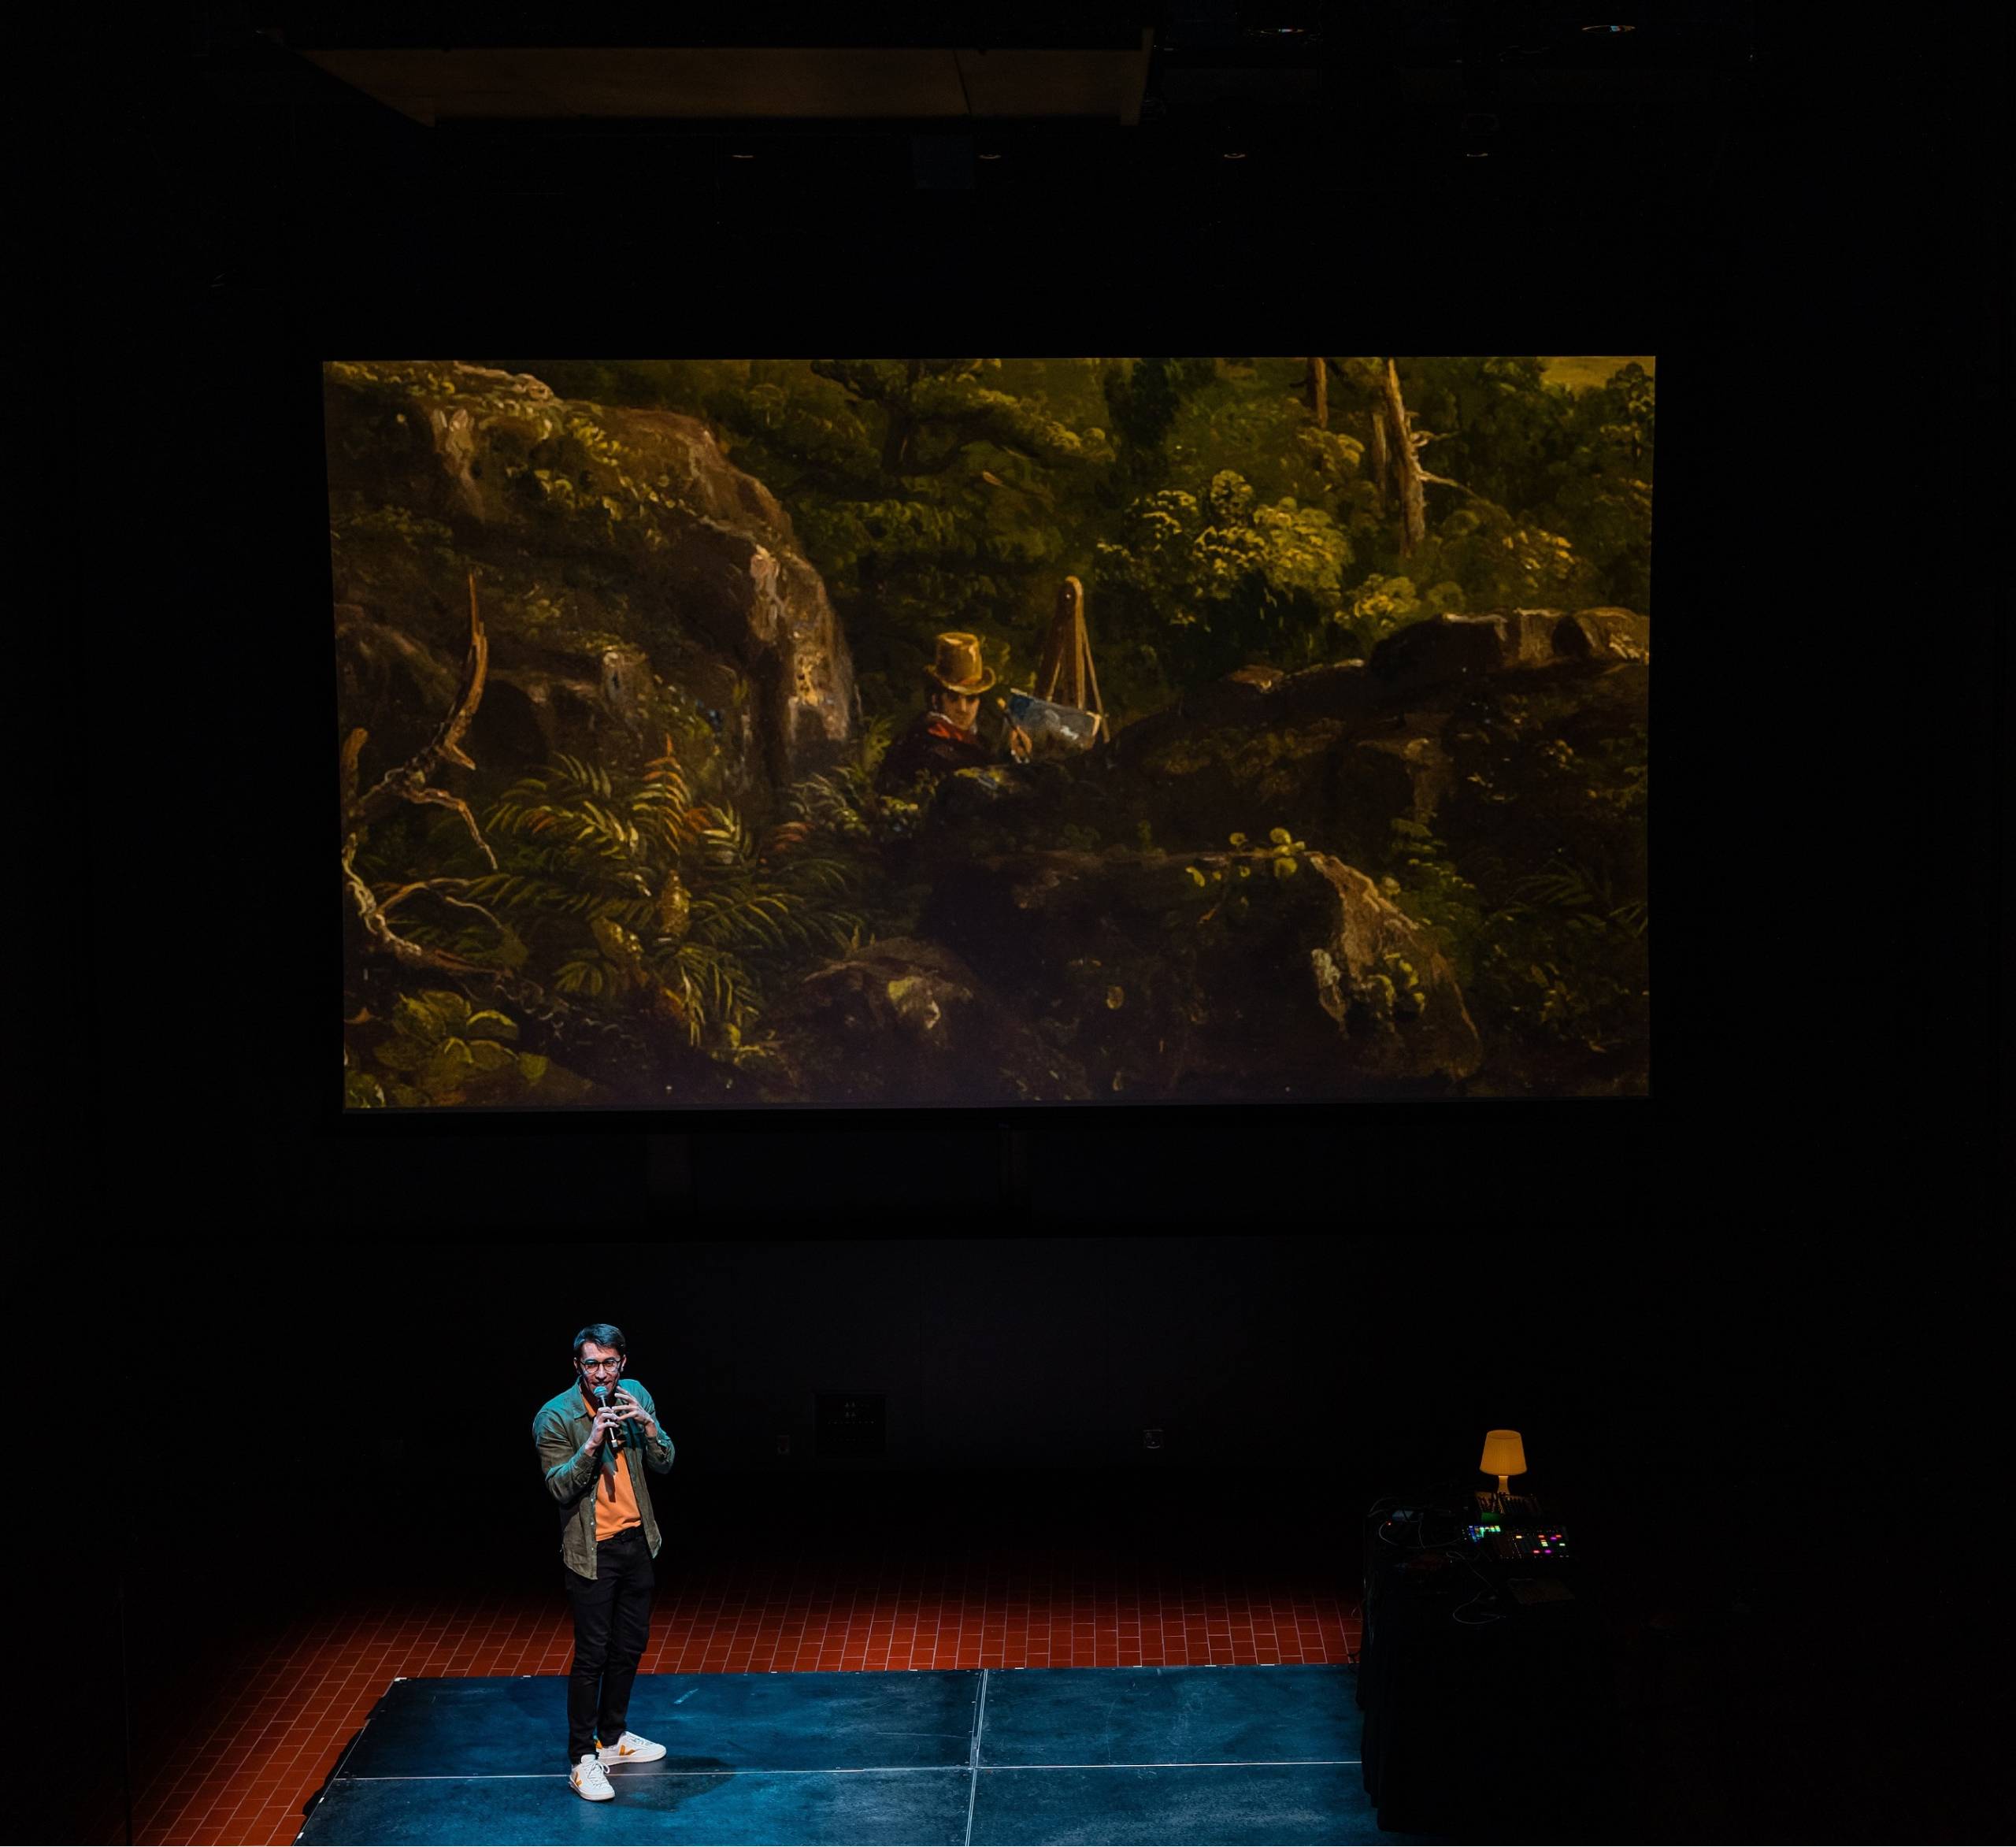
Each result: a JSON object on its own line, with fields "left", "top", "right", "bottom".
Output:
{"left": 588, "top": 1386, "right": 624, "bottom": 1452}
{"left": 587, "top": 1384, "right": 650, "bottom": 1480}
{"left": 610, "top": 1386, "right": 651, "bottom": 1441}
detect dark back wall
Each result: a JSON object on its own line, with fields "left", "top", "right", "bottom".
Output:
{"left": 115, "top": 1231, "right": 1937, "bottom": 1571}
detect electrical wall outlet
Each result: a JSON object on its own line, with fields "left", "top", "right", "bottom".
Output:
{"left": 1143, "top": 1427, "right": 1163, "bottom": 1451}
{"left": 775, "top": 1434, "right": 791, "bottom": 1456}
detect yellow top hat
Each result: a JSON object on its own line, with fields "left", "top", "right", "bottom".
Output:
{"left": 925, "top": 632, "right": 995, "bottom": 695}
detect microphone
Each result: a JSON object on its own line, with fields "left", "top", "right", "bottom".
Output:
{"left": 591, "top": 1383, "right": 622, "bottom": 1467}
{"left": 598, "top": 1382, "right": 628, "bottom": 1452}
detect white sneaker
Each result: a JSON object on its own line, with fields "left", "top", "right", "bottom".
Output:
{"left": 597, "top": 1730, "right": 668, "bottom": 1766}
{"left": 571, "top": 1753, "right": 615, "bottom": 1801}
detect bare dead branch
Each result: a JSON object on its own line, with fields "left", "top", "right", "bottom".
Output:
{"left": 351, "top": 571, "right": 492, "bottom": 839}
{"left": 374, "top": 877, "right": 507, "bottom": 936}
{"left": 1419, "top": 469, "right": 1486, "bottom": 499}
{"left": 1382, "top": 359, "right": 1427, "bottom": 557}
{"left": 344, "top": 845, "right": 658, "bottom": 1092}
{"left": 403, "top": 786, "right": 500, "bottom": 869}
{"left": 340, "top": 727, "right": 367, "bottom": 814}
{"left": 345, "top": 853, "right": 491, "bottom": 978}
{"left": 429, "top": 570, "right": 489, "bottom": 771}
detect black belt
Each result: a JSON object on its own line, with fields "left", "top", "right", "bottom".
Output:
{"left": 597, "top": 1526, "right": 643, "bottom": 1545}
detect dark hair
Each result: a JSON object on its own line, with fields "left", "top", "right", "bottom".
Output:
{"left": 573, "top": 1323, "right": 627, "bottom": 1364}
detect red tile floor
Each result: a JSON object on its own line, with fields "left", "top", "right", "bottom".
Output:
{"left": 129, "top": 1548, "right": 1362, "bottom": 1845}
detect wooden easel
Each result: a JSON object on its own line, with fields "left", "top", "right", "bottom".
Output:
{"left": 1034, "top": 574, "right": 1107, "bottom": 739}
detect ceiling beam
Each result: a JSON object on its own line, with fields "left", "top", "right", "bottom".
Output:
{"left": 297, "top": 40, "right": 1155, "bottom": 128}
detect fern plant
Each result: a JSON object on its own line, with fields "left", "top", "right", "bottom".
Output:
{"left": 1513, "top": 861, "right": 1647, "bottom": 940}
{"left": 1383, "top": 820, "right": 1647, "bottom": 1056}
{"left": 461, "top": 736, "right": 868, "bottom": 1052}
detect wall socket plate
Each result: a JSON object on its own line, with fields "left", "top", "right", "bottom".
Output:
{"left": 1143, "top": 1427, "right": 1163, "bottom": 1451}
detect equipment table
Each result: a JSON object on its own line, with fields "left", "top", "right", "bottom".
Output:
{"left": 1358, "top": 1497, "right": 1619, "bottom": 1836}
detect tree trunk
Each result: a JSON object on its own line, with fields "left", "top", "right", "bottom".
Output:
{"left": 1306, "top": 356, "right": 1328, "bottom": 428}
{"left": 1383, "top": 358, "right": 1427, "bottom": 558}
{"left": 880, "top": 410, "right": 913, "bottom": 474}
{"left": 1367, "top": 391, "right": 1390, "bottom": 514}
{"left": 880, "top": 359, "right": 924, "bottom": 473}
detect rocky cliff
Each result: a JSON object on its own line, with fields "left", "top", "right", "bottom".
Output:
{"left": 325, "top": 361, "right": 855, "bottom": 806}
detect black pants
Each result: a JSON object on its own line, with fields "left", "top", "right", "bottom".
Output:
{"left": 562, "top": 1526, "right": 655, "bottom": 1765}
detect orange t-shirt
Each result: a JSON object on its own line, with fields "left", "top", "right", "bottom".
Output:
{"left": 594, "top": 1437, "right": 643, "bottom": 1541}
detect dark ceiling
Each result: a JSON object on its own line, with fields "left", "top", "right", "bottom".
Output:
{"left": 161, "top": 2, "right": 1781, "bottom": 335}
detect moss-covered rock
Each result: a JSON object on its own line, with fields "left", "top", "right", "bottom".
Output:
{"left": 325, "top": 359, "right": 856, "bottom": 812}
{"left": 754, "top": 938, "right": 1087, "bottom": 1104}
{"left": 915, "top": 845, "right": 1480, "bottom": 1098}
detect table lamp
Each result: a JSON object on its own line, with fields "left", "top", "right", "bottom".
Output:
{"left": 1480, "top": 1429, "right": 1527, "bottom": 1508}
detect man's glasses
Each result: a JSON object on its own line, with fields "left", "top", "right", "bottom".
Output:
{"left": 579, "top": 1359, "right": 623, "bottom": 1373}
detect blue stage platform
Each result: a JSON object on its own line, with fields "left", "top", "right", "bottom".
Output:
{"left": 295, "top": 1663, "right": 1444, "bottom": 1845}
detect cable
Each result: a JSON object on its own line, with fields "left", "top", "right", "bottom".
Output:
{"left": 1367, "top": 1489, "right": 1516, "bottom": 1626}
{"left": 1449, "top": 1550, "right": 1512, "bottom": 1625}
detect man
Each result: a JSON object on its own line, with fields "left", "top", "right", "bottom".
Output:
{"left": 875, "top": 631, "right": 1031, "bottom": 796}
{"left": 532, "top": 1323, "right": 676, "bottom": 1801}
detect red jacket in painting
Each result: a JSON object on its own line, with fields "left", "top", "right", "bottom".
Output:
{"left": 875, "top": 711, "right": 1004, "bottom": 795}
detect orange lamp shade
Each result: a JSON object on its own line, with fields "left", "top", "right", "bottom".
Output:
{"left": 1480, "top": 1430, "right": 1528, "bottom": 1478}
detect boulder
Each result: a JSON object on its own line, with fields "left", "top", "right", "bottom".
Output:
{"left": 1334, "top": 729, "right": 1457, "bottom": 835}
{"left": 1503, "top": 609, "right": 1569, "bottom": 667}
{"left": 1365, "top": 608, "right": 1651, "bottom": 693}
{"left": 1117, "top": 713, "right": 1356, "bottom": 857}
{"left": 752, "top": 939, "right": 1086, "bottom": 1104}
{"left": 1275, "top": 658, "right": 1374, "bottom": 724}
{"left": 1114, "top": 664, "right": 1282, "bottom": 760}
{"left": 920, "top": 762, "right": 1036, "bottom": 839}
{"left": 1121, "top": 658, "right": 1373, "bottom": 760}
{"left": 323, "top": 359, "right": 855, "bottom": 804}
{"left": 1555, "top": 606, "right": 1652, "bottom": 662}
{"left": 917, "top": 846, "right": 1480, "bottom": 1097}
{"left": 1368, "top": 613, "right": 1513, "bottom": 695}
{"left": 1095, "top": 610, "right": 1648, "bottom": 870}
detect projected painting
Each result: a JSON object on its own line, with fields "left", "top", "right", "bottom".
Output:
{"left": 335, "top": 357, "right": 1651, "bottom": 1108}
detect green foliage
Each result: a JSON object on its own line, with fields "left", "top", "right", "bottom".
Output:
{"left": 1380, "top": 818, "right": 1492, "bottom": 988}
{"left": 1393, "top": 498, "right": 1594, "bottom": 614}
{"left": 1169, "top": 825, "right": 1310, "bottom": 933}
{"left": 476, "top": 354, "right": 1647, "bottom": 724}
{"left": 454, "top": 736, "right": 870, "bottom": 1053}
{"left": 1337, "top": 575, "right": 1455, "bottom": 654}
{"left": 1381, "top": 818, "right": 1648, "bottom": 1058}
{"left": 1354, "top": 949, "right": 1430, "bottom": 1030}
{"left": 1092, "top": 473, "right": 1357, "bottom": 683}
{"left": 344, "top": 987, "right": 584, "bottom": 1107}
{"left": 1101, "top": 357, "right": 1219, "bottom": 487}
{"left": 1392, "top": 356, "right": 1653, "bottom": 611}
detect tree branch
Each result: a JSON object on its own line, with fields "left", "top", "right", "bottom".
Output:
{"left": 339, "top": 569, "right": 710, "bottom": 1103}
{"left": 340, "top": 726, "right": 366, "bottom": 814}
{"left": 348, "top": 573, "right": 495, "bottom": 862}
{"left": 403, "top": 786, "right": 499, "bottom": 868}
{"left": 375, "top": 877, "right": 507, "bottom": 936}
{"left": 345, "top": 844, "right": 660, "bottom": 1096}
{"left": 1419, "top": 469, "right": 1486, "bottom": 499}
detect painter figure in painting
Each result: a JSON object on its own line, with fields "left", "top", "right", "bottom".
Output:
{"left": 875, "top": 631, "right": 1032, "bottom": 796}
{"left": 532, "top": 1323, "right": 675, "bottom": 1801}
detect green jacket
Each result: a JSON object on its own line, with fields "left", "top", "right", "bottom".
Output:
{"left": 532, "top": 1378, "right": 676, "bottom": 1581}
